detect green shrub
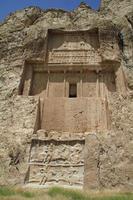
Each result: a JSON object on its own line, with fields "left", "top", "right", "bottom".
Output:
{"left": 0, "top": 187, "right": 16, "bottom": 196}
{"left": 0, "top": 186, "right": 132, "bottom": 200}
{"left": 48, "top": 187, "right": 89, "bottom": 200}
{"left": 20, "top": 191, "right": 35, "bottom": 198}
{"left": 95, "top": 195, "right": 133, "bottom": 200}
{"left": 0, "top": 187, "right": 35, "bottom": 198}
{"left": 48, "top": 187, "right": 133, "bottom": 200}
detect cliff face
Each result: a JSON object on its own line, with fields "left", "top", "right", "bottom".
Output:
{"left": 0, "top": 1, "right": 133, "bottom": 189}
{"left": 101, "top": 0, "right": 133, "bottom": 88}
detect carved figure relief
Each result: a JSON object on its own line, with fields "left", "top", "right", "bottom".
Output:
{"left": 28, "top": 140, "right": 84, "bottom": 186}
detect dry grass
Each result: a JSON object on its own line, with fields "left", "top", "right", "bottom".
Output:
{"left": 0, "top": 186, "right": 132, "bottom": 200}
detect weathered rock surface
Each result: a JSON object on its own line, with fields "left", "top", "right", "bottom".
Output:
{"left": 0, "top": 0, "right": 133, "bottom": 189}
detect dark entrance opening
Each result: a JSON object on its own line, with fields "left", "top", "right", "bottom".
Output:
{"left": 69, "top": 83, "right": 77, "bottom": 98}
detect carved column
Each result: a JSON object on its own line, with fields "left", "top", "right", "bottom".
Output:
{"left": 64, "top": 70, "right": 66, "bottom": 97}
{"left": 96, "top": 71, "right": 100, "bottom": 98}
{"left": 23, "top": 64, "right": 33, "bottom": 95}
{"left": 47, "top": 70, "right": 50, "bottom": 97}
{"left": 80, "top": 70, "right": 83, "bottom": 97}
{"left": 115, "top": 66, "right": 127, "bottom": 95}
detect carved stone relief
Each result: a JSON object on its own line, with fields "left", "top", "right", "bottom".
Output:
{"left": 28, "top": 139, "right": 84, "bottom": 186}
{"left": 48, "top": 32, "right": 101, "bottom": 64}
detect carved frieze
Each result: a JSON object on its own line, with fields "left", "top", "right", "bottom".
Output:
{"left": 48, "top": 32, "right": 101, "bottom": 65}
{"left": 48, "top": 50, "right": 101, "bottom": 64}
